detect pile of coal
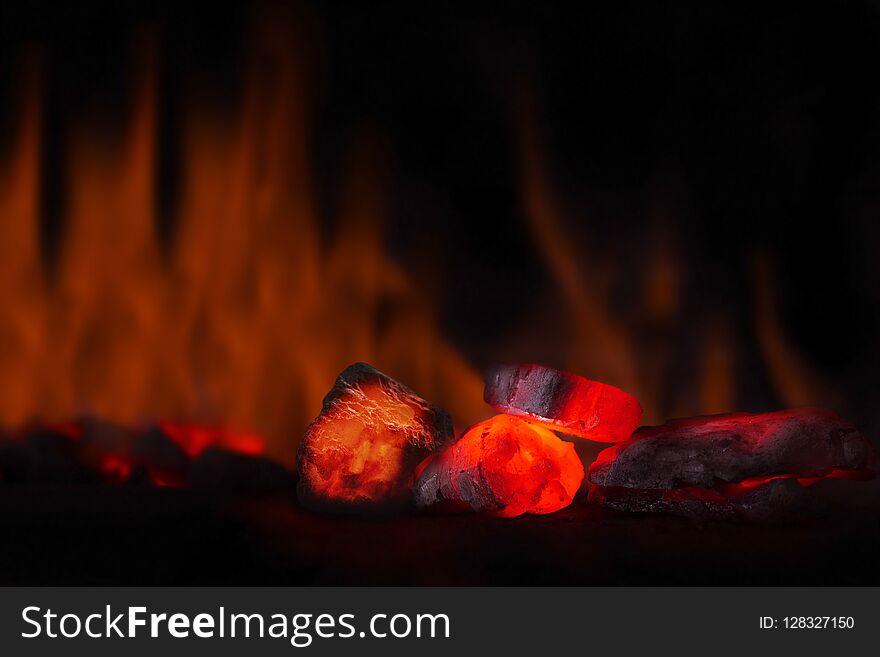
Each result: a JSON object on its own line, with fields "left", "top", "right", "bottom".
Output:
{"left": 484, "top": 363, "right": 642, "bottom": 441}
{"left": 413, "top": 363, "right": 639, "bottom": 516}
{"left": 588, "top": 408, "right": 877, "bottom": 521}
{"left": 0, "top": 418, "right": 291, "bottom": 494}
{"left": 296, "top": 362, "right": 454, "bottom": 513}
{"left": 413, "top": 414, "right": 584, "bottom": 517}
{"left": 0, "top": 421, "right": 112, "bottom": 484}
{"left": 300, "top": 361, "right": 877, "bottom": 522}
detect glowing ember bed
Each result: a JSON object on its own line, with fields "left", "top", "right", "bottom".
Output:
{"left": 0, "top": 361, "right": 877, "bottom": 585}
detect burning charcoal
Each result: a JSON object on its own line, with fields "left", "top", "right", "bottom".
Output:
{"left": 589, "top": 408, "right": 873, "bottom": 489}
{"left": 131, "top": 427, "right": 192, "bottom": 487}
{"left": 0, "top": 419, "right": 136, "bottom": 484}
{"left": 297, "top": 362, "right": 454, "bottom": 513}
{"left": 588, "top": 408, "right": 877, "bottom": 521}
{"left": 484, "top": 363, "right": 642, "bottom": 442}
{"left": 414, "top": 414, "right": 584, "bottom": 517}
{"left": 588, "top": 479, "right": 818, "bottom": 522}
{"left": 191, "top": 447, "right": 296, "bottom": 495}
{"left": 76, "top": 419, "right": 139, "bottom": 482}
{"left": 589, "top": 470, "right": 878, "bottom": 522}
{"left": 8, "top": 425, "right": 99, "bottom": 484}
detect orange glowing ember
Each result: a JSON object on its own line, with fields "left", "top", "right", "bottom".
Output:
{"left": 484, "top": 363, "right": 642, "bottom": 442}
{"left": 297, "top": 363, "right": 454, "bottom": 512}
{"left": 587, "top": 408, "right": 877, "bottom": 520}
{"left": 588, "top": 467, "right": 877, "bottom": 522}
{"left": 414, "top": 414, "right": 584, "bottom": 517}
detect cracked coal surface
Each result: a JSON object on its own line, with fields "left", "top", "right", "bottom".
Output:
{"left": 0, "top": 484, "right": 877, "bottom": 585}
{"left": 297, "top": 363, "right": 454, "bottom": 513}
{"left": 414, "top": 414, "right": 584, "bottom": 517}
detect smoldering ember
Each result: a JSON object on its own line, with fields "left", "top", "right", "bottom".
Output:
{"left": 0, "top": 361, "right": 878, "bottom": 584}
{"left": 2, "top": 361, "right": 876, "bottom": 518}
{"left": 295, "top": 362, "right": 877, "bottom": 520}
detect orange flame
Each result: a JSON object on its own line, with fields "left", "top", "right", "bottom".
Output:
{"left": 0, "top": 13, "right": 827, "bottom": 465}
{"left": 514, "top": 81, "right": 826, "bottom": 423}
{"left": 751, "top": 248, "right": 831, "bottom": 407}
{"left": 0, "top": 19, "right": 486, "bottom": 464}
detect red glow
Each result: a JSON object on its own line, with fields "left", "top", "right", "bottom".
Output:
{"left": 640, "top": 468, "right": 877, "bottom": 505}
{"left": 413, "top": 454, "right": 434, "bottom": 482}
{"left": 1, "top": 419, "right": 270, "bottom": 487}
{"left": 589, "top": 408, "right": 874, "bottom": 488}
{"left": 429, "top": 414, "right": 584, "bottom": 517}
{"left": 99, "top": 454, "right": 132, "bottom": 483}
{"left": 148, "top": 472, "right": 180, "bottom": 487}
{"left": 720, "top": 468, "right": 875, "bottom": 494}
{"left": 43, "top": 421, "right": 84, "bottom": 441}
{"left": 590, "top": 441, "right": 620, "bottom": 470}
{"left": 484, "top": 364, "right": 642, "bottom": 442}
{"left": 591, "top": 427, "right": 875, "bottom": 504}
{"left": 100, "top": 452, "right": 184, "bottom": 487}
{"left": 156, "top": 421, "right": 265, "bottom": 458}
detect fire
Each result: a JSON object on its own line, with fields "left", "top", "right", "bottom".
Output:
{"left": 722, "top": 468, "right": 875, "bottom": 493}
{"left": 0, "top": 16, "right": 485, "bottom": 464}
{"left": 751, "top": 249, "right": 831, "bottom": 408}
{"left": 0, "top": 9, "right": 830, "bottom": 466}
{"left": 604, "top": 468, "right": 876, "bottom": 508}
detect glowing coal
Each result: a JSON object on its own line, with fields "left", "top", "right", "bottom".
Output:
{"left": 0, "top": 418, "right": 277, "bottom": 490}
{"left": 589, "top": 408, "right": 876, "bottom": 520}
{"left": 484, "top": 363, "right": 642, "bottom": 442}
{"left": 296, "top": 363, "right": 454, "bottom": 513}
{"left": 413, "top": 414, "right": 584, "bottom": 517}
{"left": 590, "top": 470, "right": 876, "bottom": 522}
{"left": 590, "top": 408, "right": 872, "bottom": 488}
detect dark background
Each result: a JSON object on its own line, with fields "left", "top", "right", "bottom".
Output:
{"left": 1, "top": 0, "right": 879, "bottom": 431}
